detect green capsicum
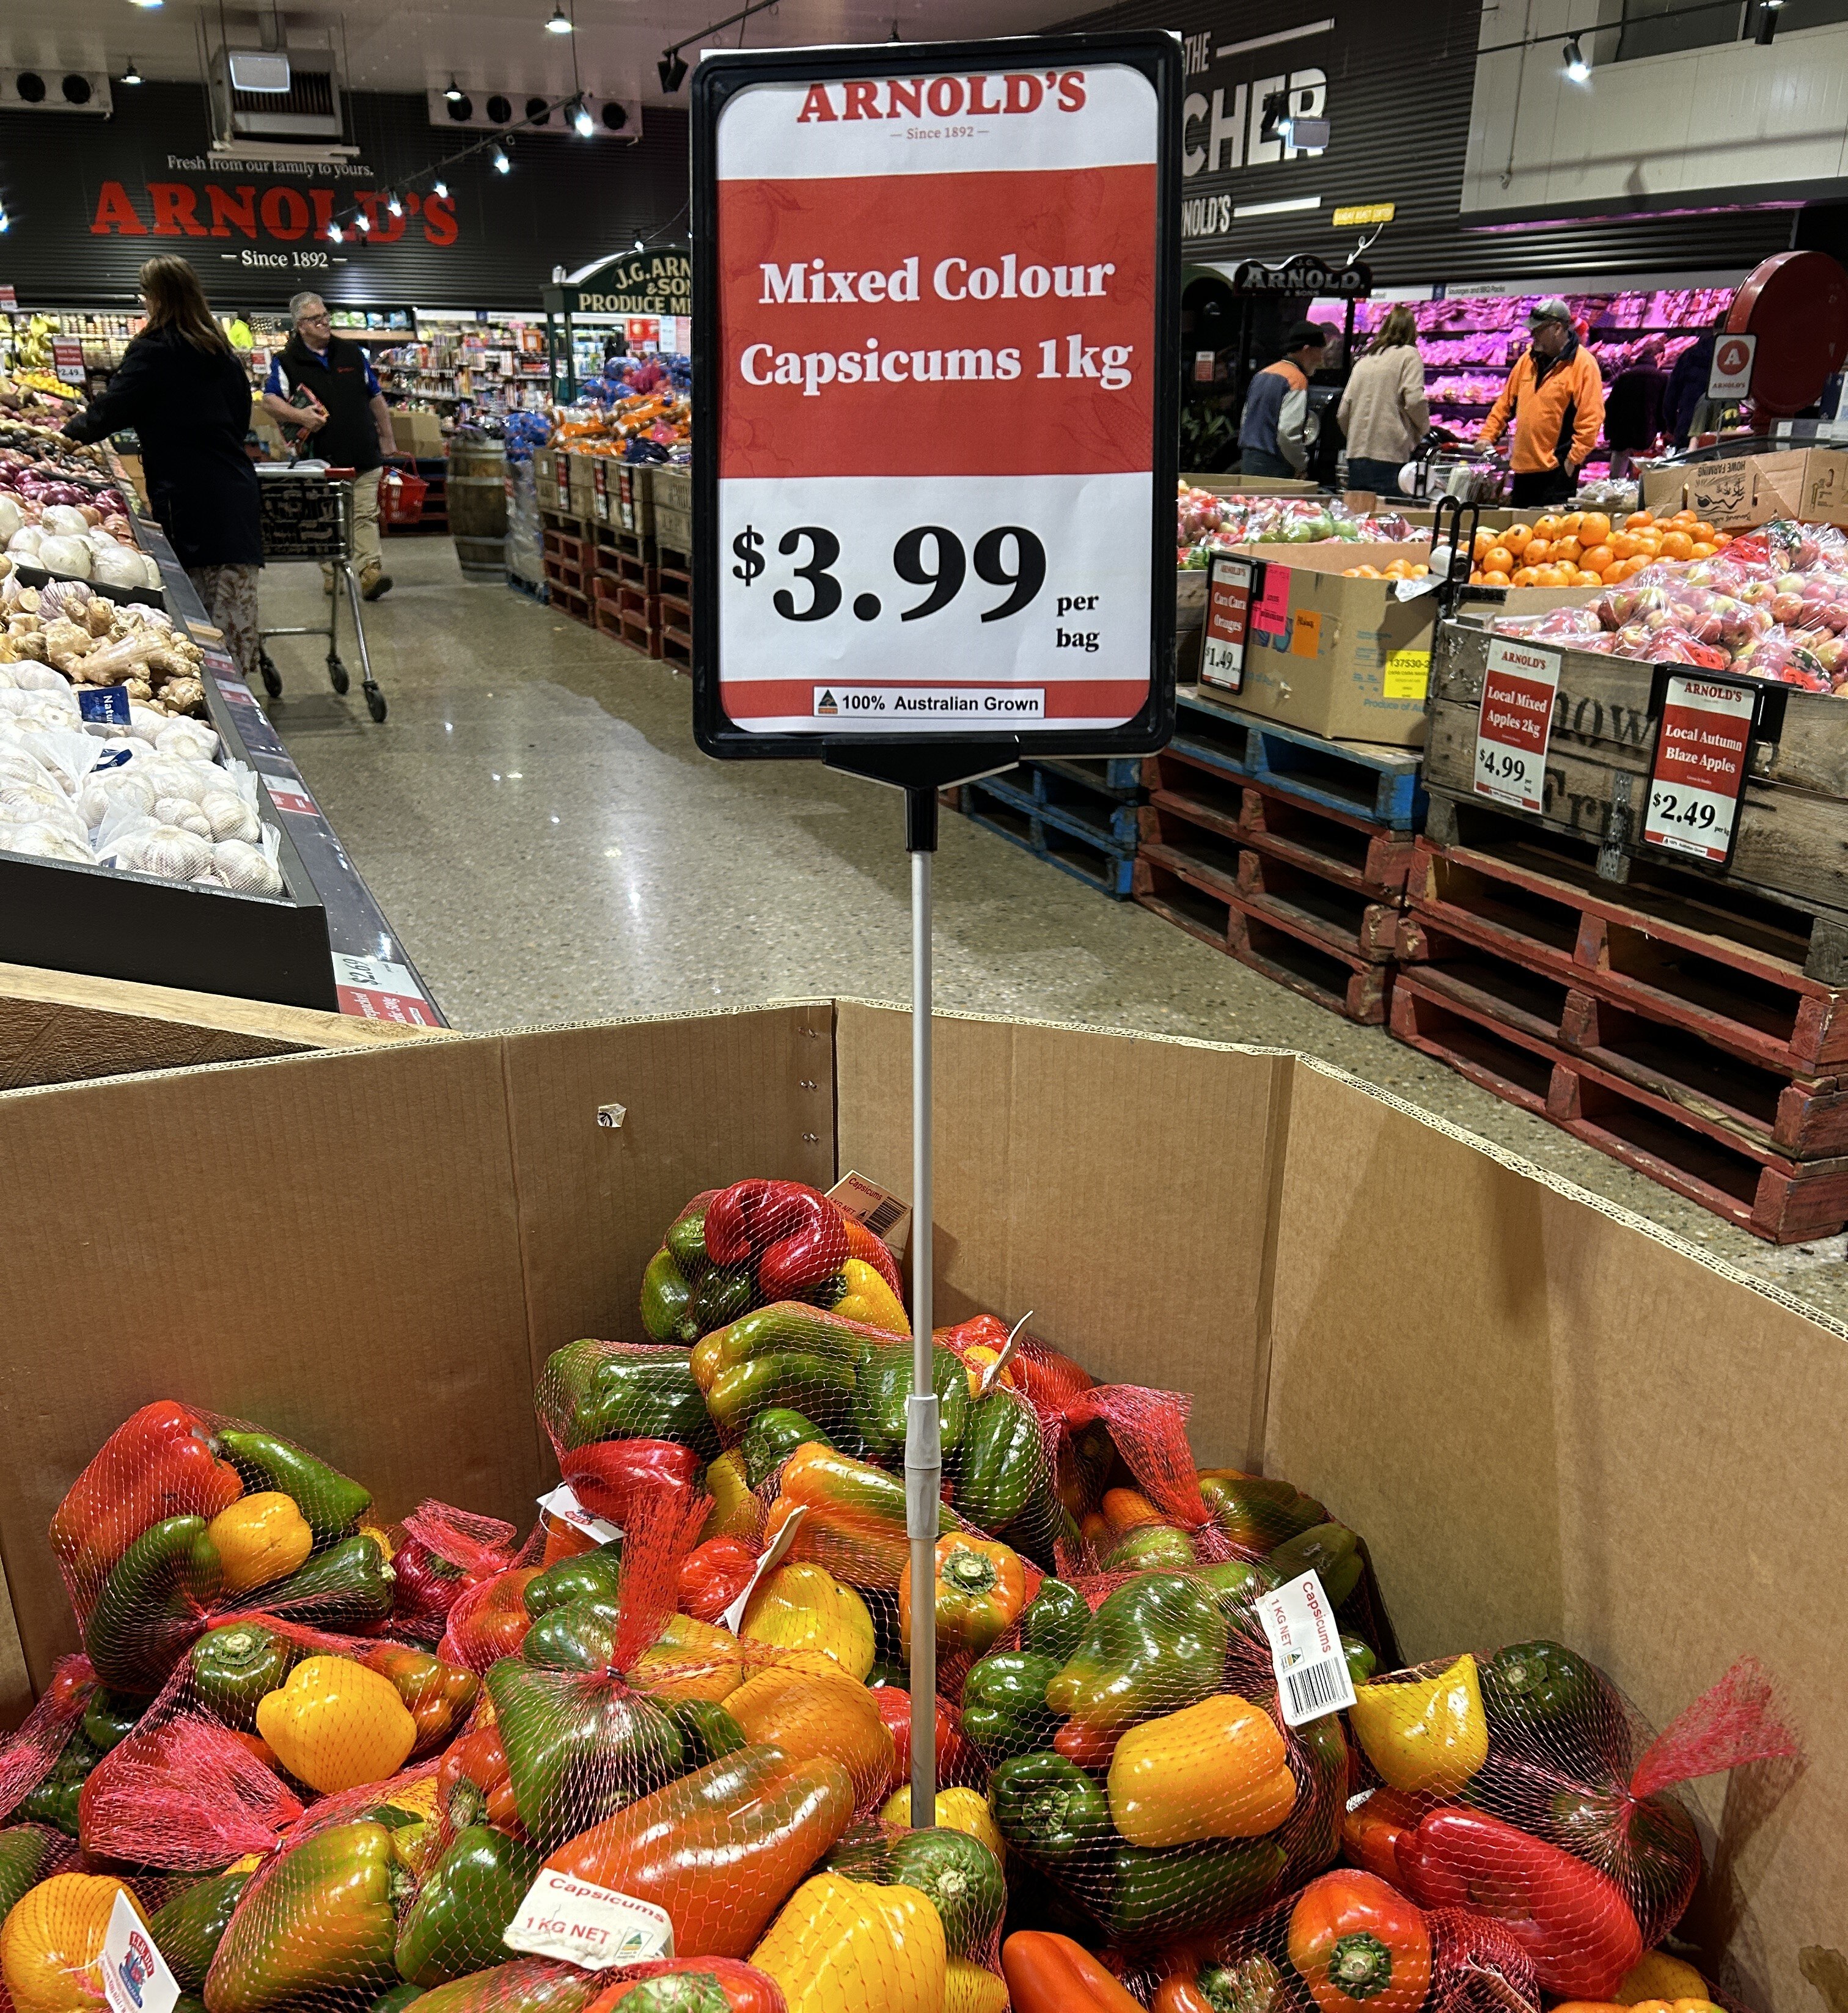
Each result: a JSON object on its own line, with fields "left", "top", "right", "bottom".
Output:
{"left": 989, "top": 1751, "right": 1112, "bottom": 1861}
{"left": 666, "top": 1203, "right": 711, "bottom": 1278}
{"left": 1196, "top": 1472, "right": 1327, "bottom": 1552}
{"left": 1086, "top": 1837, "right": 1288, "bottom": 1942}
{"left": 375, "top": 1987, "right": 427, "bottom": 2013}
{"left": 640, "top": 1249, "right": 695, "bottom": 1346}
{"left": 521, "top": 1597, "right": 621, "bottom": 1673}
{"left": 1480, "top": 1640, "right": 1605, "bottom": 1737}
{"left": 827, "top": 1823, "right": 1005, "bottom": 1960}
{"left": 1195, "top": 1558, "right": 1277, "bottom": 1617}
{"left": 684, "top": 1267, "right": 756, "bottom": 1339}
{"left": 409, "top": 1962, "right": 603, "bottom": 2013}
{"left": 16, "top": 1729, "right": 101, "bottom": 1836}
{"left": 1017, "top": 1579, "right": 1089, "bottom": 1664}
{"left": 664, "top": 1700, "right": 745, "bottom": 1770}
{"left": 959, "top": 1652, "right": 1060, "bottom": 1766}
{"left": 485, "top": 1656, "right": 685, "bottom": 1849}
{"left": 205, "top": 1820, "right": 410, "bottom": 2013}
{"left": 1102, "top": 1526, "right": 1199, "bottom": 1572}
{"left": 85, "top": 1514, "right": 224, "bottom": 1693}
{"left": 215, "top": 1429, "right": 372, "bottom": 1545}
{"left": 524, "top": 1544, "right": 624, "bottom": 1619}
{"left": 1045, "top": 1572, "right": 1230, "bottom": 1732}
{"left": 538, "top": 1340, "right": 720, "bottom": 1459}
{"left": 0, "top": 1824, "right": 67, "bottom": 1918}
{"left": 151, "top": 1871, "right": 251, "bottom": 1990}
{"left": 1343, "top": 1634, "right": 1379, "bottom": 1688}
{"left": 394, "top": 1825, "right": 541, "bottom": 1987}
{"left": 953, "top": 1387, "right": 1042, "bottom": 1533}
{"left": 691, "top": 1304, "right": 870, "bottom": 1445}
{"left": 853, "top": 1342, "right": 968, "bottom": 1465}
{"left": 191, "top": 1623, "right": 297, "bottom": 1729}
{"left": 741, "top": 1408, "right": 832, "bottom": 1491}
{"left": 1266, "top": 1525, "right": 1362, "bottom": 1608}
{"left": 257, "top": 1531, "right": 395, "bottom": 1629}
{"left": 81, "top": 1690, "right": 143, "bottom": 1755}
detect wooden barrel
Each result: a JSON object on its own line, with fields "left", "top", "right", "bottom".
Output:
{"left": 448, "top": 436, "right": 509, "bottom": 581}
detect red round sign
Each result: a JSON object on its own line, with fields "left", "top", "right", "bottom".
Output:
{"left": 1729, "top": 250, "right": 1848, "bottom": 416}
{"left": 1715, "top": 336, "right": 1753, "bottom": 379}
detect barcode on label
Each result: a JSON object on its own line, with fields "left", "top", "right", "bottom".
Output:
{"left": 861, "top": 1196, "right": 904, "bottom": 1237}
{"left": 1284, "top": 1660, "right": 1348, "bottom": 1719}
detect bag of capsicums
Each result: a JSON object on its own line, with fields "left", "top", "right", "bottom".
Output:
{"left": 1058, "top": 1384, "right": 1400, "bottom": 1664}
{"left": 0, "top": 1655, "right": 111, "bottom": 1840}
{"left": 390, "top": 1502, "right": 529, "bottom": 1644}
{"left": 1340, "top": 1646, "right": 1800, "bottom": 2000}
{"left": 50, "top": 1401, "right": 399, "bottom": 1698}
{"left": 74, "top": 1613, "right": 483, "bottom": 1870}
{"left": 968, "top": 1563, "right": 1350, "bottom": 1948}
{"left": 637, "top": 1179, "right": 910, "bottom": 1348}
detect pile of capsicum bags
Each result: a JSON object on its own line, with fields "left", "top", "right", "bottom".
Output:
{"left": 0, "top": 1178, "right": 1799, "bottom": 2013}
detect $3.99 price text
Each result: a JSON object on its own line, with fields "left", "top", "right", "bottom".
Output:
{"left": 733, "top": 521, "right": 1051, "bottom": 626}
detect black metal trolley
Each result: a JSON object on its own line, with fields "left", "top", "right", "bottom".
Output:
{"left": 254, "top": 463, "right": 388, "bottom": 723}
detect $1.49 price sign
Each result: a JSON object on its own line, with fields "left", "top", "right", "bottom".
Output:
{"left": 1643, "top": 673, "right": 1757, "bottom": 864}
{"left": 1473, "top": 636, "right": 1561, "bottom": 813}
{"left": 694, "top": 37, "right": 1178, "bottom": 752}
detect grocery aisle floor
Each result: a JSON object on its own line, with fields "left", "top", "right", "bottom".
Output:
{"left": 257, "top": 533, "right": 1848, "bottom": 1324}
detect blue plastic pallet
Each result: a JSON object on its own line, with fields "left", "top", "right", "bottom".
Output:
{"left": 981, "top": 766, "right": 1142, "bottom": 847}
{"left": 1165, "top": 686, "right": 1426, "bottom": 830}
{"left": 505, "top": 572, "right": 549, "bottom": 603}
{"left": 1032, "top": 754, "right": 1145, "bottom": 795}
{"left": 956, "top": 779, "right": 1137, "bottom": 898}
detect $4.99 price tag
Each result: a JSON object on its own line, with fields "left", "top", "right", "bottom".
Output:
{"left": 503, "top": 1869, "right": 674, "bottom": 1968}
{"left": 1473, "top": 636, "right": 1561, "bottom": 813}
{"left": 1644, "top": 673, "right": 1757, "bottom": 865}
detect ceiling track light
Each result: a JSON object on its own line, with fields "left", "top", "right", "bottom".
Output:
{"left": 546, "top": 4, "right": 573, "bottom": 31}
{"left": 658, "top": 50, "right": 689, "bottom": 94}
{"left": 122, "top": 57, "right": 143, "bottom": 82}
{"left": 433, "top": 177, "right": 449, "bottom": 199}
{"left": 444, "top": 77, "right": 464, "bottom": 101}
{"left": 386, "top": 188, "right": 403, "bottom": 216}
{"left": 491, "top": 142, "right": 511, "bottom": 172}
{"left": 572, "top": 96, "right": 595, "bottom": 136}
{"left": 328, "top": 221, "right": 343, "bottom": 241}
{"left": 1563, "top": 35, "right": 1590, "bottom": 78}
{"left": 354, "top": 209, "right": 372, "bottom": 232}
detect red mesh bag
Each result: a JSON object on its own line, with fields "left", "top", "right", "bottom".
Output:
{"left": 583, "top": 1959, "right": 787, "bottom": 2013}
{"left": 0, "top": 1657, "right": 102, "bottom": 1836}
{"left": 1123, "top": 1874, "right": 1541, "bottom": 2013}
{"left": 1346, "top": 1647, "right": 1800, "bottom": 1999}
{"left": 391, "top": 1503, "right": 526, "bottom": 1642}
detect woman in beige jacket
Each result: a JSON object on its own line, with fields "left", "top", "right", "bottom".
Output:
{"left": 1337, "top": 306, "right": 1429, "bottom": 497}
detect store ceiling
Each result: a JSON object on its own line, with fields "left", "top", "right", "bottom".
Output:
{"left": 2, "top": 0, "right": 1072, "bottom": 108}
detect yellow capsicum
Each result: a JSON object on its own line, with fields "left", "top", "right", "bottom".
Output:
{"left": 702, "top": 1449, "right": 765, "bottom": 1542}
{"left": 1106, "top": 1693, "right": 1297, "bottom": 1847}
{"left": 1349, "top": 1653, "right": 1489, "bottom": 1796}
{"left": 631, "top": 1613, "right": 743, "bottom": 1702}
{"left": 740, "top": 1561, "right": 876, "bottom": 1680}
{"left": 254, "top": 1654, "right": 417, "bottom": 1794}
{"left": 878, "top": 1786, "right": 1007, "bottom": 1868}
{"left": 1, "top": 1876, "right": 148, "bottom": 2013}
{"left": 206, "top": 1491, "right": 314, "bottom": 1594}
{"left": 945, "top": 1959, "right": 1011, "bottom": 2013}
{"left": 752, "top": 1873, "right": 945, "bottom": 2013}
{"left": 829, "top": 1259, "right": 909, "bottom": 1336}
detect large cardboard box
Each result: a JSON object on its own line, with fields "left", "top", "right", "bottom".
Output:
{"left": 389, "top": 409, "right": 445, "bottom": 458}
{"left": 1643, "top": 447, "right": 1848, "bottom": 530}
{"left": 1214, "top": 544, "right": 1594, "bottom": 745}
{"left": 1182, "top": 471, "right": 1319, "bottom": 496}
{"left": 0, "top": 1003, "right": 1838, "bottom": 2009}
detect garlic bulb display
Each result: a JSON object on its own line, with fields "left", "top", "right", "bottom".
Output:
{"left": 153, "top": 795, "right": 213, "bottom": 839}
{"left": 211, "top": 837, "right": 284, "bottom": 895}
{"left": 123, "top": 823, "right": 212, "bottom": 880}
{"left": 79, "top": 767, "right": 158, "bottom": 829}
{"left": 7, "top": 527, "right": 44, "bottom": 556}
{"left": 6, "top": 664, "right": 70, "bottom": 695}
{"left": 155, "top": 722, "right": 219, "bottom": 763}
{"left": 141, "top": 757, "right": 215, "bottom": 804}
{"left": 36, "top": 579, "right": 94, "bottom": 622}
{"left": 198, "top": 789, "right": 259, "bottom": 843}
{"left": 0, "top": 782, "right": 88, "bottom": 845}
{"left": 127, "top": 703, "right": 167, "bottom": 743}
{"left": 0, "top": 821, "right": 95, "bottom": 864}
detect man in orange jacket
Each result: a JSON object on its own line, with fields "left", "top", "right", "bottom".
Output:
{"left": 1479, "top": 299, "right": 1605, "bottom": 508}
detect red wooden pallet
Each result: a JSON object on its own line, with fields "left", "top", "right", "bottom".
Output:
{"left": 659, "top": 590, "right": 692, "bottom": 637}
{"left": 548, "top": 582, "right": 592, "bottom": 626}
{"left": 619, "top": 610, "right": 663, "bottom": 658}
{"left": 1134, "top": 854, "right": 1391, "bottom": 1024}
{"left": 1399, "top": 917, "right": 1848, "bottom": 1160}
{"left": 660, "top": 626, "right": 692, "bottom": 670}
{"left": 1391, "top": 973, "right": 1848, "bottom": 1243}
{"left": 593, "top": 600, "right": 626, "bottom": 639}
{"left": 1145, "top": 749, "right": 1416, "bottom": 898}
{"left": 543, "top": 560, "right": 588, "bottom": 601}
{"left": 1408, "top": 836, "right": 1848, "bottom": 1076}
{"left": 542, "top": 527, "right": 592, "bottom": 570}
{"left": 1139, "top": 805, "right": 1401, "bottom": 964}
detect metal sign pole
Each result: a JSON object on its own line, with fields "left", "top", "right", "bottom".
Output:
{"left": 904, "top": 785, "right": 939, "bottom": 1824}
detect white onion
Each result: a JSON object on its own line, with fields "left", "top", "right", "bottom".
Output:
{"left": 40, "top": 506, "right": 89, "bottom": 539}
{"left": 7, "top": 527, "right": 43, "bottom": 556}
{"left": 35, "top": 536, "right": 92, "bottom": 579}
{"left": 91, "top": 546, "right": 148, "bottom": 591}
{"left": 0, "top": 498, "right": 21, "bottom": 543}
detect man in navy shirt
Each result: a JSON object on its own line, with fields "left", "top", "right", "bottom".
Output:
{"left": 260, "top": 292, "right": 398, "bottom": 600}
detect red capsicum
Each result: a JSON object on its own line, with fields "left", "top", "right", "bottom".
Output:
{"left": 1341, "top": 1791, "right": 1429, "bottom": 1889}
{"left": 703, "top": 1181, "right": 849, "bottom": 1301}
{"left": 51, "top": 1402, "right": 244, "bottom": 1610}
{"left": 871, "top": 1684, "right": 977, "bottom": 1795}
{"left": 560, "top": 1440, "right": 702, "bottom": 1530}
{"left": 678, "top": 1538, "right": 758, "bottom": 1624}
{"left": 1396, "top": 1805, "right": 1643, "bottom": 2000}
{"left": 585, "top": 1960, "right": 786, "bottom": 2013}
{"left": 438, "top": 1720, "right": 522, "bottom": 1835}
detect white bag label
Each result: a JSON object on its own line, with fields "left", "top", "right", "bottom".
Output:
{"left": 1255, "top": 1569, "right": 1356, "bottom": 1728}
{"left": 102, "top": 1891, "right": 178, "bottom": 2013}
{"left": 827, "top": 1171, "right": 911, "bottom": 1253}
{"left": 721, "top": 1504, "right": 807, "bottom": 1635}
{"left": 536, "top": 1484, "right": 622, "bottom": 1547}
{"left": 503, "top": 1868, "right": 674, "bottom": 1968}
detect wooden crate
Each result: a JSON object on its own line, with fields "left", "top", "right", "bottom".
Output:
{"left": 1406, "top": 824, "right": 1848, "bottom": 1071}
{"left": 652, "top": 466, "right": 691, "bottom": 563}
{"left": 1390, "top": 973, "right": 1848, "bottom": 1242}
{"left": 1427, "top": 617, "right": 1848, "bottom": 937}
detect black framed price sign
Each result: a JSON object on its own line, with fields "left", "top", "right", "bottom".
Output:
{"left": 1198, "top": 554, "right": 1258, "bottom": 694}
{"left": 1641, "top": 668, "right": 1780, "bottom": 870}
{"left": 690, "top": 32, "right": 1181, "bottom": 766}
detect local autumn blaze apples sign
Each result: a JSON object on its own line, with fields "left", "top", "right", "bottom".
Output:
{"left": 692, "top": 34, "right": 1181, "bottom": 758}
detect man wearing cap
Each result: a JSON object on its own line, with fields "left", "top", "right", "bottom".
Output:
{"left": 1479, "top": 300, "right": 1605, "bottom": 508}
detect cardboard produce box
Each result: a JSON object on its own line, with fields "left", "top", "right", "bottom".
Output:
{"left": 1182, "top": 471, "right": 1319, "bottom": 496}
{"left": 0, "top": 1000, "right": 1836, "bottom": 2010}
{"left": 1210, "top": 544, "right": 1594, "bottom": 746}
{"left": 532, "top": 446, "right": 573, "bottom": 516}
{"left": 389, "top": 409, "right": 445, "bottom": 458}
{"left": 566, "top": 450, "right": 601, "bottom": 521}
{"left": 1643, "top": 447, "right": 1848, "bottom": 531}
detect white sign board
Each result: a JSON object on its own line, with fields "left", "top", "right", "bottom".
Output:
{"left": 1707, "top": 332, "right": 1756, "bottom": 403}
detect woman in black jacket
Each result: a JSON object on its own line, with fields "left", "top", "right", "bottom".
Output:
{"left": 62, "top": 255, "right": 263, "bottom": 678}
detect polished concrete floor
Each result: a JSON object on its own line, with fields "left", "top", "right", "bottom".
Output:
{"left": 257, "top": 534, "right": 1848, "bottom": 1325}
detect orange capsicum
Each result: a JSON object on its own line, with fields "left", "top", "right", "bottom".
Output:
{"left": 1287, "top": 1871, "right": 1431, "bottom": 2013}
{"left": 725, "top": 1660, "right": 894, "bottom": 1806}
{"left": 1001, "top": 1934, "right": 1146, "bottom": 2013}
{"left": 899, "top": 1535, "right": 1027, "bottom": 1662}
{"left": 766, "top": 1444, "right": 958, "bottom": 1593}
{"left": 543, "top": 1744, "right": 854, "bottom": 1958}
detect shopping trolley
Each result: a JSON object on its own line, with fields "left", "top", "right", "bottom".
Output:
{"left": 254, "top": 463, "right": 389, "bottom": 724}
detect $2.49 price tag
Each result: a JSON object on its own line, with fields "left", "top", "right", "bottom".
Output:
{"left": 1473, "top": 636, "right": 1561, "bottom": 813}
{"left": 1643, "top": 673, "right": 1757, "bottom": 865}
